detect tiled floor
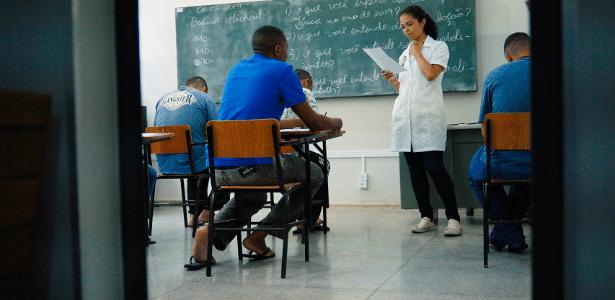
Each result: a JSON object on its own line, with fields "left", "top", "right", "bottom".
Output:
{"left": 147, "top": 206, "right": 532, "bottom": 299}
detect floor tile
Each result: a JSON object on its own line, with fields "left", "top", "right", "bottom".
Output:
{"left": 147, "top": 206, "right": 532, "bottom": 299}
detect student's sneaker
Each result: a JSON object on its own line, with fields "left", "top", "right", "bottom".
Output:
{"left": 411, "top": 217, "right": 435, "bottom": 233}
{"left": 489, "top": 239, "right": 505, "bottom": 251}
{"left": 443, "top": 219, "right": 463, "bottom": 236}
{"left": 508, "top": 243, "right": 529, "bottom": 253}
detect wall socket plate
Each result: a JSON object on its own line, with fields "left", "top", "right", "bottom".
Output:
{"left": 359, "top": 173, "right": 367, "bottom": 189}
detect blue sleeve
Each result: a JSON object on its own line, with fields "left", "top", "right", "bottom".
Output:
{"left": 204, "top": 95, "right": 218, "bottom": 122}
{"left": 200, "top": 94, "right": 218, "bottom": 135}
{"left": 479, "top": 71, "right": 494, "bottom": 122}
{"left": 279, "top": 65, "right": 306, "bottom": 109}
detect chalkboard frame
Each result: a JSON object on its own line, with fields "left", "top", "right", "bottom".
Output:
{"left": 175, "top": 0, "right": 477, "bottom": 101}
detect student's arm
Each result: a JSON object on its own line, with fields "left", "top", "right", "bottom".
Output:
{"left": 289, "top": 101, "right": 342, "bottom": 134}
{"left": 279, "top": 118, "right": 305, "bottom": 129}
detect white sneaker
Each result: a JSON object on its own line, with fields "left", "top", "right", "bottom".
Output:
{"left": 444, "top": 219, "right": 463, "bottom": 236}
{"left": 411, "top": 217, "right": 435, "bottom": 233}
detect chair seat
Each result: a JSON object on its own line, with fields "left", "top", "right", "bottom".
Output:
{"left": 489, "top": 179, "right": 530, "bottom": 185}
{"left": 218, "top": 182, "right": 303, "bottom": 190}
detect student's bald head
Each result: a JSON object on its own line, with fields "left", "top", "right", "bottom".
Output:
{"left": 504, "top": 32, "right": 531, "bottom": 57}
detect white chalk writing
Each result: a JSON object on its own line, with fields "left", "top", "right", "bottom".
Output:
{"left": 338, "top": 44, "right": 361, "bottom": 55}
{"left": 354, "top": 0, "right": 387, "bottom": 10}
{"left": 191, "top": 16, "right": 221, "bottom": 28}
{"left": 194, "top": 58, "right": 213, "bottom": 66}
{"left": 179, "top": 0, "right": 477, "bottom": 97}
{"left": 436, "top": 7, "right": 472, "bottom": 26}
{"left": 292, "top": 17, "right": 322, "bottom": 30}
{"left": 447, "top": 58, "right": 466, "bottom": 73}
{"left": 350, "top": 69, "right": 380, "bottom": 83}
{"left": 194, "top": 47, "right": 210, "bottom": 55}
{"left": 372, "top": 7, "right": 394, "bottom": 18}
{"left": 304, "top": 4, "right": 322, "bottom": 16}
{"left": 224, "top": 10, "right": 263, "bottom": 24}
{"left": 329, "top": 0, "right": 348, "bottom": 10}
{"left": 192, "top": 34, "right": 208, "bottom": 43}
{"left": 301, "top": 59, "right": 335, "bottom": 70}
{"left": 196, "top": 4, "right": 242, "bottom": 13}
{"left": 439, "top": 29, "right": 464, "bottom": 43}
{"left": 350, "top": 22, "right": 387, "bottom": 35}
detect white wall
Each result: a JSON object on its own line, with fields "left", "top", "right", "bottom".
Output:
{"left": 75, "top": 0, "right": 124, "bottom": 298}
{"left": 139, "top": 0, "right": 529, "bottom": 205}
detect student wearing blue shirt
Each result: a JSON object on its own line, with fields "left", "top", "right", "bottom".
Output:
{"left": 153, "top": 76, "right": 218, "bottom": 227}
{"left": 468, "top": 32, "right": 532, "bottom": 253}
{"left": 188, "top": 25, "right": 342, "bottom": 269}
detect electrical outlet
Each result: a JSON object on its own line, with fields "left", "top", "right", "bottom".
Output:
{"left": 359, "top": 180, "right": 367, "bottom": 189}
{"left": 358, "top": 173, "right": 368, "bottom": 189}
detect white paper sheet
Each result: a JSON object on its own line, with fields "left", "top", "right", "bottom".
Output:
{"left": 363, "top": 47, "right": 407, "bottom": 73}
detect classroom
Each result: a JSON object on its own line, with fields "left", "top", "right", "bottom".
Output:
{"left": 141, "top": 0, "right": 521, "bottom": 207}
{"left": 1, "top": 0, "right": 614, "bottom": 299}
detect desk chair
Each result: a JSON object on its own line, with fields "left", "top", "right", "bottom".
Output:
{"left": 204, "top": 119, "right": 312, "bottom": 278}
{"left": 145, "top": 125, "right": 209, "bottom": 237}
{"left": 483, "top": 112, "right": 532, "bottom": 268}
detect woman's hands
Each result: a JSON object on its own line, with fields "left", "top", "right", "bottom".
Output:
{"left": 381, "top": 70, "right": 400, "bottom": 92}
{"left": 409, "top": 39, "right": 423, "bottom": 58}
{"left": 409, "top": 40, "right": 445, "bottom": 81}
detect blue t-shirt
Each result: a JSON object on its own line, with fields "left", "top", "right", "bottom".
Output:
{"left": 153, "top": 86, "right": 218, "bottom": 174}
{"left": 479, "top": 58, "right": 531, "bottom": 173}
{"left": 479, "top": 58, "right": 531, "bottom": 122}
{"left": 217, "top": 53, "right": 306, "bottom": 166}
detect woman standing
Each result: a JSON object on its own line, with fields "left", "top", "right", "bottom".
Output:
{"left": 381, "top": 5, "right": 462, "bottom": 236}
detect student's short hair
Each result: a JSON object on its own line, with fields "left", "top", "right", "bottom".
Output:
{"left": 252, "top": 25, "right": 287, "bottom": 54}
{"left": 504, "top": 32, "right": 531, "bottom": 56}
{"left": 185, "top": 76, "right": 207, "bottom": 90}
{"left": 295, "top": 69, "right": 312, "bottom": 81}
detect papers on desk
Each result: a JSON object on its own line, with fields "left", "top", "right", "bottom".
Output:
{"left": 447, "top": 122, "right": 481, "bottom": 130}
{"left": 280, "top": 128, "right": 310, "bottom": 132}
{"left": 363, "top": 47, "right": 407, "bottom": 73}
{"left": 141, "top": 133, "right": 160, "bottom": 138}
{"left": 448, "top": 122, "right": 480, "bottom": 125}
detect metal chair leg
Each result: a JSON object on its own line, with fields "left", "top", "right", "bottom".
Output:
{"left": 149, "top": 184, "right": 156, "bottom": 236}
{"left": 181, "top": 179, "right": 188, "bottom": 228}
{"left": 483, "top": 182, "right": 489, "bottom": 268}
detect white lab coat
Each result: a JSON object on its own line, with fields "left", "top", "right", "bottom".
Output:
{"left": 391, "top": 36, "right": 449, "bottom": 152}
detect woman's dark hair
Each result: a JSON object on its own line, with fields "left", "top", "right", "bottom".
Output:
{"left": 252, "top": 25, "right": 287, "bottom": 54}
{"left": 399, "top": 5, "right": 439, "bottom": 40}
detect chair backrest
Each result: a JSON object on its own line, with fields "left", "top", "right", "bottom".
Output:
{"left": 145, "top": 125, "right": 191, "bottom": 154}
{"left": 484, "top": 112, "right": 531, "bottom": 151}
{"left": 207, "top": 119, "right": 281, "bottom": 160}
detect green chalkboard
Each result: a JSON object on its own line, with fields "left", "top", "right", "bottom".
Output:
{"left": 175, "top": 0, "right": 476, "bottom": 101}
